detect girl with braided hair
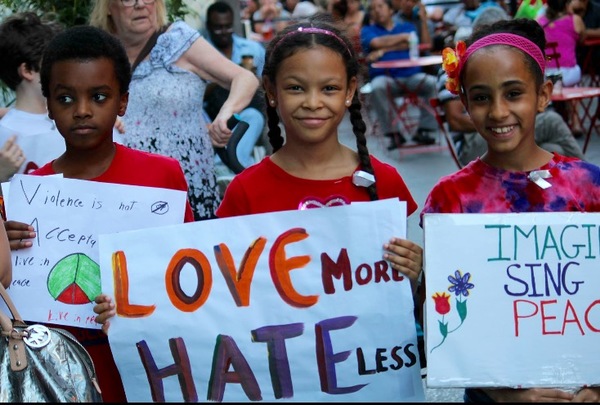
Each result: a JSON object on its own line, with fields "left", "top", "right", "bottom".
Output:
{"left": 216, "top": 15, "right": 424, "bottom": 293}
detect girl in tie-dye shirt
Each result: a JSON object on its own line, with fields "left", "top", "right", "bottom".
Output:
{"left": 420, "top": 18, "right": 600, "bottom": 403}
{"left": 422, "top": 18, "right": 600, "bottom": 220}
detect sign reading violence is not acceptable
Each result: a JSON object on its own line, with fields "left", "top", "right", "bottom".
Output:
{"left": 424, "top": 212, "right": 600, "bottom": 389}
{"left": 98, "top": 198, "right": 425, "bottom": 402}
{"left": 2, "top": 174, "right": 187, "bottom": 328}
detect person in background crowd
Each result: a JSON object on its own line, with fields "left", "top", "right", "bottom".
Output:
{"left": 0, "top": 13, "right": 65, "bottom": 181}
{"left": 570, "top": 0, "right": 600, "bottom": 82}
{"left": 292, "top": 0, "right": 322, "bottom": 19}
{"left": 283, "top": 0, "right": 300, "bottom": 13}
{"left": 538, "top": 0, "right": 585, "bottom": 87}
{"left": 253, "top": 0, "right": 292, "bottom": 40}
{"left": 204, "top": 1, "right": 267, "bottom": 170}
{"left": 88, "top": 0, "right": 259, "bottom": 221}
{"left": 361, "top": 0, "right": 439, "bottom": 149}
{"left": 326, "top": 0, "right": 364, "bottom": 53}
{"left": 537, "top": 0, "right": 586, "bottom": 137}
{"left": 241, "top": 0, "right": 263, "bottom": 40}
{"left": 393, "top": 0, "right": 434, "bottom": 50}
{"left": 440, "top": 0, "right": 504, "bottom": 47}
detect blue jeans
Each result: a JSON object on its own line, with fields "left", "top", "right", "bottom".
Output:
{"left": 370, "top": 73, "right": 438, "bottom": 132}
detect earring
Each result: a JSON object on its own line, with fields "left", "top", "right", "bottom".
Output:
{"left": 269, "top": 99, "right": 275, "bottom": 106}
{"left": 345, "top": 99, "right": 351, "bottom": 106}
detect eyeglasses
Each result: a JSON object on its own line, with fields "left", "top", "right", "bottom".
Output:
{"left": 120, "top": 0, "right": 155, "bottom": 7}
{"left": 210, "top": 25, "right": 234, "bottom": 35}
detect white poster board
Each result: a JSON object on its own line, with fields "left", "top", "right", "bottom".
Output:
{"left": 3, "top": 174, "right": 187, "bottom": 328}
{"left": 98, "top": 198, "right": 426, "bottom": 402}
{"left": 423, "top": 212, "right": 600, "bottom": 388}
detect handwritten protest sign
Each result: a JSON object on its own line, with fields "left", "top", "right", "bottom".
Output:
{"left": 423, "top": 212, "right": 600, "bottom": 388}
{"left": 98, "top": 198, "right": 425, "bottom": 402}
{"left": 3, "top": 174, "right": 187, "bottom": 328}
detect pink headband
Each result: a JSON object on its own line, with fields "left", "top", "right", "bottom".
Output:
{"left": 460, "top": 33, "right": 546, "bottom": 77}
{"left": 271, "top": 27, "right": 352, "bottom": 56}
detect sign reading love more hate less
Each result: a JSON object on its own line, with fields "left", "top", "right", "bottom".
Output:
{"left": 98, "top": 198, "right": 425, "bottom": 402}
{"left": 3, "top": 174, "right": 187, "bottom": 328}
{"left": 423, "top": 212, "right": 600, "bottom": 389}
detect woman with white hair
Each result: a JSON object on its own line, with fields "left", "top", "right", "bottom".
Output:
{"left": 89, "top": 0, "right": 259, "bottom": 221}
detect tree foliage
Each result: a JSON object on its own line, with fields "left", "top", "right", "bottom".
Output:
{"left": 1, "top": 0, "right": 189, "bottom": 28}
{"left": 0, "top": 0, "right": 190, "bottom": 105}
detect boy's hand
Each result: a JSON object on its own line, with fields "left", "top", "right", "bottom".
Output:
{"left": 94, "top": 294, "right": 116, "bottom": 335}
{"left": 383, "top": 237, "right": 423, "bottom": 292}
{"left": 4, "top": 220, "right": 36, "bottom": 250}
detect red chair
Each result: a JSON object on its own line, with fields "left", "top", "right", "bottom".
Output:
{"left": 429, "top": 97, "right": 463, "bottom": 170}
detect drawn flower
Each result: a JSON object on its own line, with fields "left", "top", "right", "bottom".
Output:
{"left": 442, "top": 41, "right": 466, "bottom": 95}
{"left": 432, "top": 292, "right": 451, "bottom": 315}
{"left": 430, "top": 269, "right": 475, "bottom": 353}
{"left": 448, "top": 269, "right": 474, "bottom": 298}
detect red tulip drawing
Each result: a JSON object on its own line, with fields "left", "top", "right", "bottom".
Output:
{"left": 432, "top": 292, "right": 451, "bottom": 315}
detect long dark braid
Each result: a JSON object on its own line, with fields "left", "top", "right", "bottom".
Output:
{"left": 262, "top": 14, "right": 379, "bottom": 200}
{"left": 349, "top": 93, "right": 378, "bottom": 200}
{"left": 265, "top": 103, "right": 284, "bottom": 152}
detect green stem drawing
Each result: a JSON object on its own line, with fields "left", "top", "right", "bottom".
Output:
{"left": 430, "top": 335, "right": 446, "bottom": 353}
{"left": 430, "top": 298, "right": 468, "bottom": 353}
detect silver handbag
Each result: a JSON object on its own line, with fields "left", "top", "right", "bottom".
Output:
{"left": 0, "top": 283, "right": 103, "bottom": 402}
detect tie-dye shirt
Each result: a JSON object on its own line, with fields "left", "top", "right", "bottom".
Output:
{"left": 420, "top": 153, "right": 600, "bottom": 224}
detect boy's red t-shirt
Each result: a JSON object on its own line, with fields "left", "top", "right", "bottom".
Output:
{"left": 29, "top": 143, "right": 194, "bottom": 402}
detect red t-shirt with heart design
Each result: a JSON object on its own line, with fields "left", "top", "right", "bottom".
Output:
{"left": 216, "top": 155, "right": 417, "bottom": 218}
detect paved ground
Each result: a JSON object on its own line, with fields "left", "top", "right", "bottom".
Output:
{"left": 337, "top": 95, "right": 600, "bottom": 402}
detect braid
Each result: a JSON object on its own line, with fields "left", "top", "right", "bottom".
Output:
{"left": 266, "top": 104, "right": 284, "bottom": 152}
{"left": 349, "top": 95, "right": 378, "bottom": 201}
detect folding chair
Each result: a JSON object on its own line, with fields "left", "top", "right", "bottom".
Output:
{"left": 372, "top": 75, "right": 441, "bottom": 150}
{"left": 428, "top": 97, "right": 463, "bottom": 170}
{"left": 363, "top": 79, "right": 462, "bottom": 169}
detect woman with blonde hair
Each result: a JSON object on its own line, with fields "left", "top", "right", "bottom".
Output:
{"left": 89, "top": 0, "right": 259, "bottom": 220}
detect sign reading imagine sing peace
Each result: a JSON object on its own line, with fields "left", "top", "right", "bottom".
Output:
{"left": 423, "top": 212, "right": 600, "bottom": 388}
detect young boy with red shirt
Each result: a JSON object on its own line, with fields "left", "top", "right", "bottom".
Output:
{"left": 4, "top": 25, "right": 195, "bottom": 402}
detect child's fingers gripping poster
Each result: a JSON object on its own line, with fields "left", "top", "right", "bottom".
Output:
{"left": 98, "top": 198, "right": 426, "bottom": 402}
{"left": 423, "top": 212, "right": 600, "bottom": 389}
{"left": 3, "top": 174, "right": 187, "bottom": 328}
